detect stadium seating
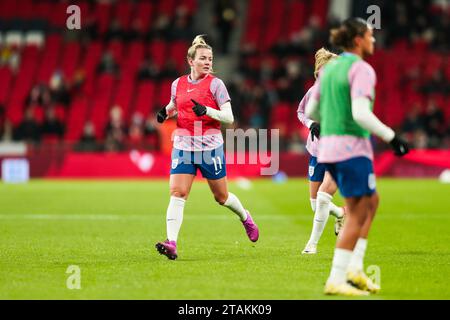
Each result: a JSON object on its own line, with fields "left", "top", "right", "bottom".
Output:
{"left": 0, "top": 0, "right": 448, "bottom": 147}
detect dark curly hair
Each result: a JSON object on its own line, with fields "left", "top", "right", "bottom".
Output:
{"left": 330, "top": 18, "right": 370, "bottom": 49}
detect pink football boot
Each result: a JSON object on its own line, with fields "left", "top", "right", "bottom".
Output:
{"left": 242, "top": 211, "right": 259, "bottom": 242}
{"left": 155, "top": 240, "right": 178, "bottom": 260}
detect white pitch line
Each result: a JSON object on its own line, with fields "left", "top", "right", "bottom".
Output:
{"left": 0, "top": 214, "right": 293, "bottom": 221}
{"left": 0, "top": 213, "right": 443, "bottom": 221}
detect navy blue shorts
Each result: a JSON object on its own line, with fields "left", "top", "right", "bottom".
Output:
{"left": 308, "top": 156, "right": 327, "bottom": 182}
{"left": 170, "top": 146, "right": 226, "bottom": 180}
{"left": 325, "top": 157, "right": 376, "bottom": 198}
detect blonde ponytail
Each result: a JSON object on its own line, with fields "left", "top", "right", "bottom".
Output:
{"left": 314, "top": 48, "right": 338, "bottom": 78}
{"left": 187, "top": 34, "right": 213, "bottom": 60}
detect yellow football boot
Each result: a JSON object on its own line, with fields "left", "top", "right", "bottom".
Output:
{"left": 324, "top": 281, "right": 370, "bottom": 297}
{"left": 347, "top": 270, "right": 381, "bottom": 294}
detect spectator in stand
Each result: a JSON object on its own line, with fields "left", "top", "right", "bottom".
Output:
{"left": 423, "top": 99, "right": 446, "bottom": 147}
{"left": 41, "top": 107, "right": 65, "bottom": 139}
{"left": 412, "top": 129, "right": 429, "bottom": 150}
{"left": 13, "top": 108, "right": 41, "bottom": 144}
{"left": 71, "top": 68, "right": 86, "bottom": 91}
{"left": 271, "top": 39, "right": 295, "bottom": 59}
{"left": 276, "top": 77, "right": 297, "bottom": 103}
{"left": 0, "top": 45, "right": 20, "bottom": 73}
{"left": 0, "top": 106, "right": 7, "bottom": 140}
{"left": 1, "top": 120, "right": 13, "bottom": 142}
{"left": 249, "top": 85, "right": 271, "bottom": 128}
{"left": 445, "top": 127, "right": 450, "bottom": 150}
{"left": 401, "top": 104, "right": 424, "bottom": 134}
{"left": 287, "top": 131, "right": 305, "bottom": 154}
{"left": 105, "top": 18, "right": 124, "bottom": 42}
{"left": 170, "top": 15, "right": 195, "bottom": 41}
{"left": 49, "top": 71, "right": 71, "bottom": 107}
{"left": 136, "top": 57, "right": 160, "bottom": 81}
{"left": 97, "top": 51, "right": 119, "bottom": 75}
{"left": 291, "top": 15, "right": 327, "bottom": 54}
{"left": 159, "top": 60, "right": 179, "bottom": 80}
{"left": 421, "top": 70, "right": 450, "bottom": 95}
{"left": 104, "top": 105, "right": 127, "bottom": 152}
{"left": 125, "top": 19, "right": 144, "bottom": 42}
{"left": 81, "top": 15, "right": 99, "bottom": 42}
{"left": 214, "top": 0, "right": 237, "bottom": 54}
{"left": 75, "top": 121, "right": 100, "bottom": 152}
{"left": 143, "top": 114, "right": 160, "bottom": 150}
{"left": 26, "top": 83, "right": 52, "bottom": 107}
{"left": 432, "top": 12, "right": 450, "bottom": 51}
{"left": 127, "top": 112, "right": 145, "bottom": 150}
{"left": 147, "top": 15, "right": 171, "bottom": 40}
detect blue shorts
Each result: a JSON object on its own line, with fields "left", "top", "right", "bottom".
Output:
{"left": 325, "top": 157, "right": 376, "bottom": 198}
{"left": 170, "top": 146, "right": 226, "bottom": 180}
{"left": 308, "top": 156, "right": 327, "bottom": 182}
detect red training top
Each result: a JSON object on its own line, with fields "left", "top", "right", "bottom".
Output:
{"left": 175, "top": 74, "right": 221, "bottom": 136}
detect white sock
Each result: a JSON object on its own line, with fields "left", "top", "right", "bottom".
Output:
{"left": 223, "top": 192, "right": 248, "bottom": 221}
{"left": 348, "top": 238, "right": 368, "bottom": 272}
{"left": 307, "top": 191, "right": 331, "bottom": 245}
{"left": 166, "top": 196, "right": 186, "bottom": 242}
{"left": 328, "top": 248, "right": 353, "bottom": 285}
{"left": 310, "top": 198, "right": 317, "bottom": 212}
{"left": 329, "top": 202, "right": 344, "bottom": 218}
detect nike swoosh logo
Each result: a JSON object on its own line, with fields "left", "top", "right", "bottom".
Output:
{"left": 215, "top": 170, "right": 222, "bottom": 175}
{"left": 187, "top": 89, "right": 195, "bottom": 93}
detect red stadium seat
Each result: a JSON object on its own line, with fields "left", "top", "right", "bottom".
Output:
{"left": 149, "top": 40, "right": 167, "bottom": 69}
{"left": 112, "top": 75, "right": 135, "bottom": 120}
{"left": 0, "top": 1, "right": 17, "bottom": 19}
{"left": 60, "top": 42, "right": 81, "bottom": 80}
{"left": 261, "top": 1, "right": 285, "bottom": 51}
{"left": 133, "top": 81, "right": 156, "bottom": 118}
{"left": 243, "top": 0, "right": 265, "bottom": 47}
{"left": 36, "top": 34, "right": 63, "bottom": 83}
{"left": 123, "top": 41, "right": 144, "bottom": 73}
{"left": 169, "top": 40, "right": 189, "bottom": 72}
{"left": 135, "top": 2, "right": 153, "bottom": 31}
{"left": 0, "top": 67, "right": 13, "bottom": 104}
{"left": 310, "top": 0, "right": 329, "bottom": 27}
{"left": 157, "top": 80, "right": 173, "bottom": 108}
{"left": 16, "top": 0, "right": 34, "bottom": 19}
{"left": 49, "top": 2, "right": 70, "bottom": 28}
{"left": 158, "top": 0, "right": 176, "bottom": 17}
{"left": 287, "top": 1, "right": 307, "bottom": 37}
{"left": 94, "top": 2, "right": 113, "bottom": 35}
{"left": 180, "top": 0, "right": 197, "bottom": 14}
{"left": 65, "top": 98, "right": 89, "bottom": 141}
{"left": 107, "top": 40, "right": 123, "bottom": 63}
{"left": 114, "top": 1, "right": 134, "bottom": 31}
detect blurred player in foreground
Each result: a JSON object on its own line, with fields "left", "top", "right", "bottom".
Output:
{"left": 155, "top": 35, "right": 259, "bottom": 260}
{"left": 297, "top": 48, "right": 345, "bottom": 254}
{"left": 306, "top": 18, "right": 409, "bottom": 296}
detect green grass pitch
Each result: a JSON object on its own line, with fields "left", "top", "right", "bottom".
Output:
{"left": 0, "top": 178, "right": 449, "bottom": 299}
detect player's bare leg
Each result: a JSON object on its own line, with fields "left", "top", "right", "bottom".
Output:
{"left": 208, "top": 177, "right": 259, "bottom": 242}
{"left": 156, "top": 174, "right": 195, "bottom": 260}
{"left": 347, "top": 192, "right": 381, "bottom": 293}
{"left": 324, "top": 196, "right": 370, "bottom": 296}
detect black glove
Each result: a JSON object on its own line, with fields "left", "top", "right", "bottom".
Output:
{"left": 389, "top": 135, "right": 409, "bottom": 156}
{"left": 156, "top": 107, "right": 167, "bottom": 123}
{"left": 191, "top": 99, "right": 207, "bottom": 116}
{"left": 309, "top": 122, "right": 320, "bottom": 141}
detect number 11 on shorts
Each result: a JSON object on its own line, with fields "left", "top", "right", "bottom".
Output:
{"left": 212, "top": 156, "right": 222, "bottom": 172}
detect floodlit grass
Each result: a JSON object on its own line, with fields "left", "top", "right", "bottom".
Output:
{"left": 0, "top": 178, "right": 449, "bottom": 299}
